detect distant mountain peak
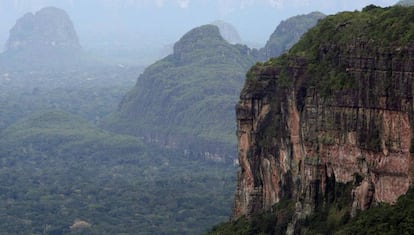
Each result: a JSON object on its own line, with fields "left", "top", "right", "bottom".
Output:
{"left": 0, "top": 6, "right": 102, "bottom": 71}
{"left": 172, "top": 24, "right": 228, "bottom": 64}
{"left": 109, "top": 24, "right": 256, "bottom": 156}
{"left": 396, "top": 0, "right": 414, "bottom": 6}
{"left": 5, "top": 6, "right": 81, "bottom": 52}
{"left": 259, "top": 11, "right": 325, "bottom": 60}
{"left": 173, "top": 24, "right": 224, "bottom": 54}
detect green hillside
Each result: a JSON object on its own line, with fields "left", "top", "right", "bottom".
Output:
{"left": 0, "top": 110, "right": 142, "bottom": 158}
{"left": 208, "top": 187, "right": 414, "bottom": 235}
{"left": 105, "top": 24, "right": 256, "bottom": 155}
{"left": 0, "top": 110, "right": 236, "bottom": 234}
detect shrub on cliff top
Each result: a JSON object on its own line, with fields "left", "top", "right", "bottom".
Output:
{"left": 244, "top": 5, "right": 414, "bottom": 97}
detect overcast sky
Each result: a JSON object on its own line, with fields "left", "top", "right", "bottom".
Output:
{"left": 0, "top": 0, "right": 399, "bottom": 50}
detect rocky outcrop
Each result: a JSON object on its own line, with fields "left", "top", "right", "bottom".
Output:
{"left": 233, "top": 5, "right": 414, "bottom": 229}
{"left": 5, "top": 6, "right": 81, "bottom": 52}
{"left": 0, "top": 6, "right": 99, "bottom": 71}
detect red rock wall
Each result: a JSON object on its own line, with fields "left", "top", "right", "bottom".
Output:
{"left": 233, "top": 44, "right": 414, "bottom": 219}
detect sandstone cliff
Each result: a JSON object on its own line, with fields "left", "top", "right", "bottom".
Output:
{"left": 233, "top": 5, "right": 414, "bottom": 232}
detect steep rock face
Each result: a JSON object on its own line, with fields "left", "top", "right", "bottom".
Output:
{"left": 233, "top": 5, "right": 414, "bottom": 225}
{"left": 5, "top": 6, "right": 81, "bottom": 52}
{"left": 0, "top": 7, "right": 98, "bottom": 71}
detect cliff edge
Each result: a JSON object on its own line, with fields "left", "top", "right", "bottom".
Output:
{"left": 232, "top": 5, "right": 414, "bottom": 233}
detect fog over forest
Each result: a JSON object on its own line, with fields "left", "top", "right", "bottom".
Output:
{"left": 0, "top": 0, "right": 396, "bottom": 65}
{"left": 0, "top": 0, "right": 406, "bottom": 234}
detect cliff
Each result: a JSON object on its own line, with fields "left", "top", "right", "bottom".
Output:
{"left": 5, "top": 6, "right": 81, "bottom": 52}
{"left": 232, "top": 5, "right": 414, "bottom": 233}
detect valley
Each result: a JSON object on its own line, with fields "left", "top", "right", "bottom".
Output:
{"left": 1, "top": 1, "right": 411, "bottom": 235}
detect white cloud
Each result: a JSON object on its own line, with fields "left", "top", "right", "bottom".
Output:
{"left": 177, "top": 0, "right": 190, "bottom": 8}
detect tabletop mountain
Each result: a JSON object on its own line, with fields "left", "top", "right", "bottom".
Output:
{"left": 210, "top": 4, "right": 414, "bottom": 234}
{"left": 105, "top": 24, "right": 256, "bottom": 158}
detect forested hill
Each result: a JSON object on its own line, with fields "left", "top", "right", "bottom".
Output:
{"left": 104, "top": 24, "right": 257, "bottom": 158}
{"left": 0, "top": 110, "right": 236, "bottom": 234}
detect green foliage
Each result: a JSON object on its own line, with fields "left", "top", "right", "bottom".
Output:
{"left": 206, "top": 199, "right": 295, "bottom": 235}
{"left": 318, "top": 133, "right": 335, "bottom": 145}
{"left": 210, "top": 5, "right": 414, "bottom": 235}
{"left": 208, "top": 217, "right": 251, "bottom": 235}
{"left": 216, "top": 185, "right": 414, "bottom": 235}
{"left": 280, "top": 6, "right": 414, "bottom": 96}
{"left": 0, "top": 66, "right": 139, "bottom": 131}
{"left": 0, "top": 110, "right": 141, "bottom": 158}
{"left": 298, "top": 182, "right": 353, "bottom": 234}
{"left": 260, "top": 11, "right": 325, "bottom": 60}
{"left": 105, "top": 25, "right": 257, "bottom": 153}
{"left": 0, "top": 110, "right": 237, "bottom": 234}
{"left": 293, "top": 6, "right": 414, "bottom": 52}
{"left": 336, "top": 187, "right": 414, "bottom": 234}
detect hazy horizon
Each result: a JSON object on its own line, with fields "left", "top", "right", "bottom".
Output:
{"left": 0, "top": 1, "right": 412, "bottom": 234}
{"left": 0, "top": 0, "right": 398, "bottom": 64}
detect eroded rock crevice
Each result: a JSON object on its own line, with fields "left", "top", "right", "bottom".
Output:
{"left": 233, "top": 44, "right": 414, "bottom": 221}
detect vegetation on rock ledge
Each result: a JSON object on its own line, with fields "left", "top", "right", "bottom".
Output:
{"left": 222, "top": 5, "right": 414, "bottom": 235}
{"left": 208, "top": 187, "right": 414, "bottom": 235}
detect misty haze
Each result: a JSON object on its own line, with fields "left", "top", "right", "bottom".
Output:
{"left": 0, "top": 0, "right": 411, "bottom": 234}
